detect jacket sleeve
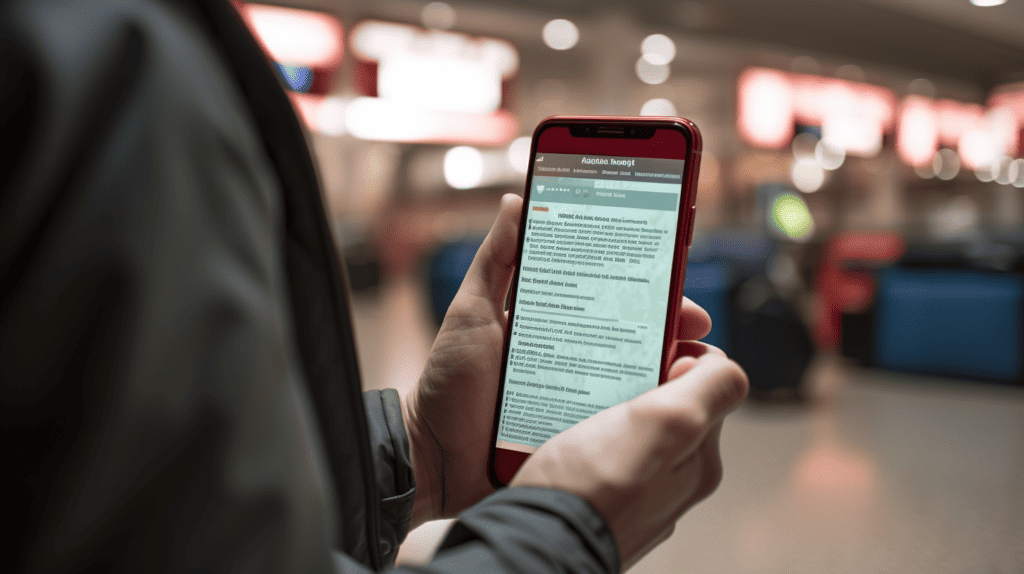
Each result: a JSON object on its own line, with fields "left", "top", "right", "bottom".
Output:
{"left": 363, "top": 389, "right": 417, "bottom": 565}
{"left": 362, "top": 389, "right": 620, "bottom": 574}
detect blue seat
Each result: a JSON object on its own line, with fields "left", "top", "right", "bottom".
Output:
{"left": 874, "top": 267, "right": 1024, "bottom": 382}
{"left": 684, "top": 261, "right": 731, "bottom": 351}
{"left": 426, "top": 238, "right": 483, "bottom": 326}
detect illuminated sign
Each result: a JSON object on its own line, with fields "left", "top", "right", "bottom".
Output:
{"left": 236, "top": 2, "right": 344, "bottom": 95}
{"left": 739, "top": 67, "right": 1021, "bottom": 170}
{"left": 236, "top": 2, "right": 346, "bottom": 131}
{"left": 738, "top": 68, "right": 896, "bottom": 157}
{"left": 347, "top": 20, "right": 519, "bottom": 144}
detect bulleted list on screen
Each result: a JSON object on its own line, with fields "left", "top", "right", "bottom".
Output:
{"left": 496, "top": 153, "right": 685, "bottom": 453}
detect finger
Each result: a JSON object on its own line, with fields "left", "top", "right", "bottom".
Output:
{"left": 676, "top": 297, "right": 713, "bottom": 341}
{"left": 448, "top": 194, "right": 523, "bottom": 317}
{"left": 651, "top": 353, "right": 749, "bottom": 425}
{"left": 667, "top": 356, "right": 699, "bottom": 380}
{"left": 688, "top": 422, "right": 725, "bottom": 504}
{"left": 672, "top": 340, "right": 727, "bottom": 361}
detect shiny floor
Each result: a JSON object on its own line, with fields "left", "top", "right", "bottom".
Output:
{"left": 351, "top": 276, "right": 1024, "bottom": 574}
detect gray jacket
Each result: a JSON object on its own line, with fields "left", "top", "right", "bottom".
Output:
{"left": 1, "top": 1, "right": 618, "bottom": 573}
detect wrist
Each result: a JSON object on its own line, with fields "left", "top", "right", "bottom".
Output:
{"left": 401, "top": 389, "right": 442, "bottom": 528}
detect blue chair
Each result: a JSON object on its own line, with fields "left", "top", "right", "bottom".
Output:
{"left": 425, "top": 238, "right": 484, "bottom": 326}
{"left": 683, "top": 261, "right": 731, "bottom": 351}
{"left": 874, "top": 267, "right": 1024, "bottom": 382}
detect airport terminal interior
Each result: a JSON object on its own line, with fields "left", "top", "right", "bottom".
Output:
{"left": 237, "top": 0, "right": 1024, "bottom": 571}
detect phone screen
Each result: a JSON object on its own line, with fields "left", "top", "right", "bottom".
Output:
{"left": 495, "top": 150, "right": 687, "bottom": 454}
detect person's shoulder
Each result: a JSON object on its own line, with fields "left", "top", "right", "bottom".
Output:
{"left": 4, "top": 1, "right": 164, "bottom": 87}
{"left": 1, "top": 0, "right": 262, "bottom": 167}
{"left": 0, "top": 0, "right": 271, "bottom": 256}
{"left": 3, "top": 0, "right": 238, "bottom": 101}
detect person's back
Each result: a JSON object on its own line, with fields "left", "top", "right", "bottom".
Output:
{"left": 2, "top": 2, "right": 748, "bottom": 573}
{"left": 2, "top": 1, "right": 364, "bottom": 571}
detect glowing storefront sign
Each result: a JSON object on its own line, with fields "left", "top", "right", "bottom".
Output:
{"left": 738, "top": 68, "right": 896, "bottom": 157}
{"left": 236, "top": 2, "right": 344, "bottom": 67}
{"left": 236, "top": 2, "right": 346, "bottom": 133}
{"left": 740, "top": 67, "right": 1022, "bottom": 170}
{"left": 348, "top": 20, "right": 519, "bottom": 144}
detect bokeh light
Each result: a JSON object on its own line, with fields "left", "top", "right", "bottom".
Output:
{"left": 994, "top": 155, "right": 1014, "bottom": 185}
{"left": 640, "top": 98, "right": 677, "bottom": 116}
{"left": 1010, "top": 158, "right": 1024, "bottom": 188}
{"left": 542, "top": 19, "right": 579, "bottom": 50}
{"left": 507, "top": 136, "right": 532, "bottom": 174}
{"left": 444, "top": 146, "right": 484, "bottom": 189}
{"left": 317, "top": 96, "right": 348, "bottom": 136}
{"left": 815, "top": 138, "right": 846, "bottom": 170}
{"left": 421, "top": 2, "right": 456, "bottom": 29}
{"left": 771, "top": 193, "right": 814, "bottom": 239}
{"left": 897, "top": 96, "right": 939, "bottom": 167}
{"left": 641, "top": 34, "right": 676, "bottom": 65}
{"left": 791, "top": 132, "right": 819, "bottom": 161}
{"left": 635, "top": 56, "right": 670, "bottom": 85}
{"left": 933, "top": 148, "right": 960, "bottom": 181}
{"left": 791, "top": 157, "right": 825, "bottom": 193}
{"left": 239, "top": 3, "right": 344, "bottom": 67}
{"left": 737, "top": 68, "right": 793, "bottom": 148}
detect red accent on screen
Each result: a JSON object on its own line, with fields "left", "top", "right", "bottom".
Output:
{"left": 536, "top": 125, "right": 691, "bottom": 159}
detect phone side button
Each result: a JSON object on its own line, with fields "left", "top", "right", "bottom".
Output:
{"left": 685, "top": 205, "right": 697, "bottom": 245}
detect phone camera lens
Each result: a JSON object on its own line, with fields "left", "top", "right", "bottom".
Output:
{"left": 629, "top": 128, "right": 636, "bottom": 136}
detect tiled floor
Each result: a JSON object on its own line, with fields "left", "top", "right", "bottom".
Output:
{"left": 350, "top": 275, "right": 1024, "bottom": 573}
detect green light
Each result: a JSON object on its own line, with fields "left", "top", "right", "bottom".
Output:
{"left": 770, "top": 193, "right": 813, "bottom": 239}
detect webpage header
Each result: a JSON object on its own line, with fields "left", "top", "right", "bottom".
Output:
{"left": 534, "top": 153, "right": 685, "bottom": 185}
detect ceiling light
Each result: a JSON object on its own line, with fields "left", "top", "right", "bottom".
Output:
{"left": 641, "top": 34, "right": 676, "bottom": 66}
{"left": 815, "top": 138, "right": 845, "bottom": 170}
{"left": 444, "top": 146, "right": 485, "bottom": 189}
{"left": 317, "top": 96, "right": 348, "bottom": 136}
{"left": 1006, "top": 158, "right": 1023, "bottom": 188}
{"left": 421, "top": 2, "right": 456, "bottom": 29}
{"left": 933, "top": 148, "right": 960, "bottom": 181}
{"left": 994, "top": 155, "right": 1014, "bottom": 185}
{"left": 542, "top": 19, "right": 579, "bottom": 50}
{"left": 635, "top": 57, "right": 670, "bottom": 85}
{"left": 975, "top": 164, "right": 995, "bottom": 182}
{"left": 969, "top": 0, "right": 1006, "bottom": 6}
{"left": 791, "top": 157, "right": 825, "bottom": 193}
{"left": 507, "top": 137, "right": 532, "bottom": 174}
{"left": 640, "top": 98, "right": 677, "bottom": 116}
{"left": 791, "top": 132, "right": 819, "bottom": 160}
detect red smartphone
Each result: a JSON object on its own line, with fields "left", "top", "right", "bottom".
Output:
{"left": 488, "top": 115, "right": 703, "bottom": 487}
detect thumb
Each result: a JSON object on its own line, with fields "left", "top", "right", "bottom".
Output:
{"left": 447, "top": 194, "right": 523, "bottom": 319}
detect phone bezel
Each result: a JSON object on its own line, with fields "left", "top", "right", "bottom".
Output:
{"left": 488, "top": 115, "right": 703, "bottom": 487}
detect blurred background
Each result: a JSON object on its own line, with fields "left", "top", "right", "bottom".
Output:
{"left": 237, "top": 0, "right": 1024, "bottom": 571}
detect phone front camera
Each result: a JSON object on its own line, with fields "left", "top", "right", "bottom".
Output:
{"left": 629, "top": 128, "right": 636, "bottom": 136}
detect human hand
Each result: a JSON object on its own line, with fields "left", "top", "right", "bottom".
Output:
{"left": 402, "top": 193, "right": 716, "bottom": 528}
{"left": 509, "top": 344, "right": 748, "bottom": 571}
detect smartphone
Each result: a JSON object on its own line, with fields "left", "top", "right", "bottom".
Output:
{"left": 488, "top": 115, "right": 702, "bottom": 487}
